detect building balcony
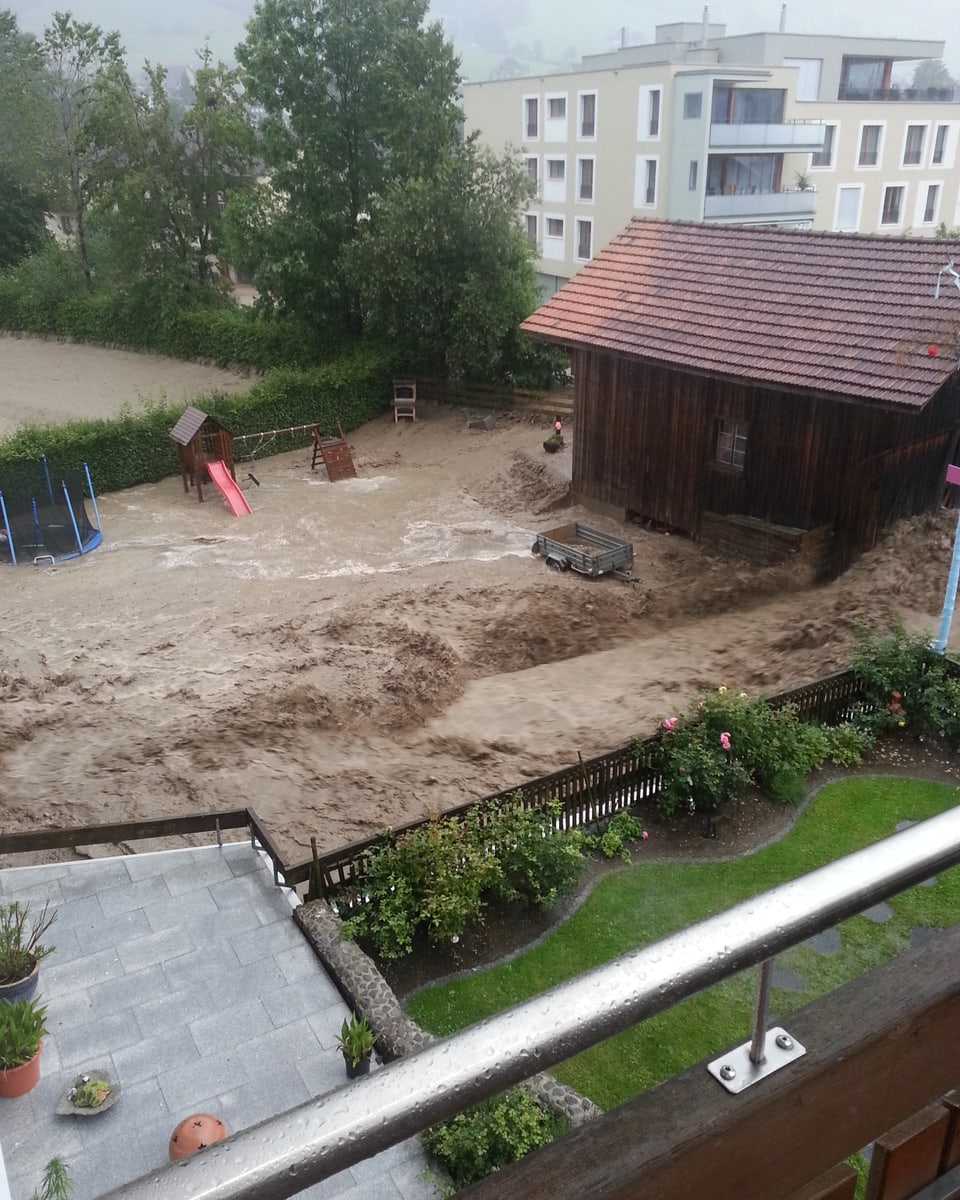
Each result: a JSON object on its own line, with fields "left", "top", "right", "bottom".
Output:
{"left": 704, "top": 187, "right": 817, "bottom": 224}
{"left": 837, "top": 85, "right": 959, "bottom": 102}
{"left": 709, "top": 122, "right": 827, "bottom": 151}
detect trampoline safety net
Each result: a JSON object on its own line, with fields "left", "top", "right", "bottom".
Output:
{"left": 0, "top": 459, "right": 101, "bottom": 565}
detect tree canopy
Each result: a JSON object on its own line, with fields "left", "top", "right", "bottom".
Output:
{"left": 236, "top": 0, "right": 463, "bottom": 333}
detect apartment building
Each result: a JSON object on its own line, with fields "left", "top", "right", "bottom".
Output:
{"left": 463, "top": 19, "right": 960, "bottom": 291}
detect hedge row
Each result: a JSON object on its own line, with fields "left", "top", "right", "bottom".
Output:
{"left": 0, "top": 350, "right": 393, "bottom": 494}
{"left": 0, "top": 287, "right": 332, "bottom": 371}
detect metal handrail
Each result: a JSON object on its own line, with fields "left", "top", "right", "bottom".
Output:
{"left": 98, "top": 804, "right": 960, "bottom": 1200}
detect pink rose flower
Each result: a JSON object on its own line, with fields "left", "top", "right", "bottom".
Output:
{"left": 662, "top": 717, "right": 679, "bottom": 732}
{"left": 719, "top": 732, "right": 731, "bottom": 751}
{"left": 641, "top": 830, "right": 649, "bottom": 840}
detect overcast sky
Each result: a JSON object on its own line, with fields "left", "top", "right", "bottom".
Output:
{"left": 6, "top": 0, "right": 959, "bottom": 74}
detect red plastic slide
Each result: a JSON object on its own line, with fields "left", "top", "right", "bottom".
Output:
{"left": 207, "top": 460, "right": 252, "bottom": 516}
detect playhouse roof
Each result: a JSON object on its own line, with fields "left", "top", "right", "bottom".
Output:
{"left": 520, "top": 219, "right": 960, "bottom": 409}
{"left": 169, "top": 406, "right": 210, "bottom": 446}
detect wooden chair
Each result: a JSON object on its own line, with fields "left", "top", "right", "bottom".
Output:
{"left": 392, "top": 377, "right": 417, "bottom": 423}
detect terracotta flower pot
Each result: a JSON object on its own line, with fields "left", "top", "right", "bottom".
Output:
{"left": 169, "top": 1113, "right": 228, "bottom": 1160}
{"left": 0, "top": 1044, "right": 41, "bottom": 1098}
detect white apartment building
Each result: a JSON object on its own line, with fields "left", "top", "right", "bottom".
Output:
{"left": 463, "top": 18, "right": 960, "bottom": 292}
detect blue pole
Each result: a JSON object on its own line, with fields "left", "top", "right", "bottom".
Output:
{"left": 83, "top": 462, "right": 102, "bottom": 536}
{"left": 0, "top": 490, "right": 16, "bottom": 565}
{"left": 62, "top": 480, "right": 83, "bottom": 555}
{"left": 933, "top": 509, "right": 960, "bottom": 654}
{"left": 31, "top": 497, "right": 42, "bottom": 549}
{"left": 40, "top": 454, "right": 54, "bottom": 505}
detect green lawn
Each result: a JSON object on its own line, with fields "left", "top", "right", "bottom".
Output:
{"left": 406, "top": 777, "right": 960, "bottom": 1110}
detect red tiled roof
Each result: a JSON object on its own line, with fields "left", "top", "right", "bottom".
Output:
{"left": 521, "top": 219, "right": 960, "bottom": 409}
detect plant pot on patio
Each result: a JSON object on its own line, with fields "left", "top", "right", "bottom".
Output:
{"left": 0, "top": 900, "right": 57, "bottom": 1004}
{"left": 336, "top": 1012, "right": 376, "bottom": 1079}
{"left": 0, "top": 997, "right": 48, "bottom": 1098}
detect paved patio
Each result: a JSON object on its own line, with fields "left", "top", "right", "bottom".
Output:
{"left": 0, "top": 842, "right": 437, "bottom": 1200}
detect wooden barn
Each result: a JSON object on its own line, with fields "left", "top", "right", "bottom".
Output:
{"left": 521, "top": 219, "right": 960, "bottom": 576}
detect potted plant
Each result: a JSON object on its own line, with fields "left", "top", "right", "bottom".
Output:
{"left": 335, "top": 1012, "right": 377, "bottom": 1078}
{"left": 57, "top": 1067, "right": 121, "bottom": 1117}
{"left": 0, "top": 996, "right": 48, "bottom": 1098}
{"left": 0, "top": 900, "right": 57, "bottom": 1003}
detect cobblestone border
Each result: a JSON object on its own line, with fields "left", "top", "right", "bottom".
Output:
{"left": 295, "top": 899, "right": 601, "bottom": 1128}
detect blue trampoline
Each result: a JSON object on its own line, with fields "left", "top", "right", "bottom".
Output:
{"left": 0, "top": 457, "right": 102, "bottom": 565}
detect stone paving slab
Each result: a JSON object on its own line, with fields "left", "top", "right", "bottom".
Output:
{"left": 0, "top": 844, "right": 437, "bottom": 1200}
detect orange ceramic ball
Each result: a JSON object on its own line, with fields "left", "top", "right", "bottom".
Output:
{"left": 169, "top": 1113, "right": 228, "bottom": 1160}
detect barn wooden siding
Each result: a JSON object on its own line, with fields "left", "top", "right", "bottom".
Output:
{"left": 571, "top": 350, "right": 960, "bottom": 571}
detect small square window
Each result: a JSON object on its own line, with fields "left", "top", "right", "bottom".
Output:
{"left": 546, "top": 217, "right": 564, "bottom": 238}
{"left": 548, "top": 96, "right": 566, "bottom": 120}
{"left": 716, "top": 419, "right": 746, "bottom": 471}
{"left": 683, "top": 92, "right": 702, "bottom": 119}
{"left": 547, "top": 159, "right": 565, "bottom": 181}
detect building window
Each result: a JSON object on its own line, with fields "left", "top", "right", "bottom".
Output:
{"left": 578, "top": 157, "right": 594, "bottom": 201}
{"left": 811, "top": 124, "right": 835, "bottom": 168}
{"left": 579, "top": 92, "right": 596, "bottom": 138}
{"left": 548, "top": 96, "right": 566, "bottom": 120}
{"left": 546, "top": 217, "right": 564, "bottom": 238}
{"left": 576, "top": 219, "right": 592, "bottom": 260}
{"left": 835, "top": 185, "right": 862, "bottom": 231}
{"left": 524, "top": 97, "right": 538, "bottom": 139}
{"left": 716, "top": 419, "right": 747, "bottom": 471}
{"left": 525, "top": 157, "right": 538, "bottom": 186}
{"left": 525, "top": 213, "right": 538, "bottom": 244}
{"left": 547, "top": 158, "right": 565, "bottom": 181}
{"left": 903, "top": 125, "right": 925, "bottom": 166}
{"left": 932, "top": 124, "right": 948, "bottom": 165}
{"left": 858, "top": 125, "right": 881, "bottom": 167}
{"left": 648, "top": 89, "right": 661, "bottom": 137}
{"left": 645, "top": 159, "right": 657, "bottom": 205}
{"left": 689, "top": 160, "right": 698, "bottom": 190}
{"left": 880, "top": 185, "right": 904, "bottom": 226}
{"left": 923, "top": 184, "right": 940, "bottom": 224}
{"left": 683, "top": 92, "right": 702, "bottom": 119}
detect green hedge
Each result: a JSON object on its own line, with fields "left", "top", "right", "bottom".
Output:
{"left": 0, "top": 349, "right": 393, "bottom": 494}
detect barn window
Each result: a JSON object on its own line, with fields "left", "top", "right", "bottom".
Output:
{"left": 715, "top": 419, "right": 747, "bottom": 471}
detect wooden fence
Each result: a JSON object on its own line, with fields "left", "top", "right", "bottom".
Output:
{"left": 415, "top": 377, "right": 574, "bottom": 415}
{"left": 299, "top": 667, "right": 881, "bottom": 902}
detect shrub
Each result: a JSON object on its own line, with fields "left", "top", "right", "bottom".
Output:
{"left": 650, "top": 688, "right": 851, "bottom": 815}
{"left": 593, "top": 811, "right": 647, "bottom": 861}
{"left": 851, "top": 619, "right": 960, "bottom": 742}
{"left": 422, "top": 1088, "right": 567, "bottom": 1190}
{"left": 490, "top": 796, "right": 588, "bottom": 908}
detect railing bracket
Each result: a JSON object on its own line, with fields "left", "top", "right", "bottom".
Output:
{"left": 708, "top": 1026, "right": 806, "bottom": 1094}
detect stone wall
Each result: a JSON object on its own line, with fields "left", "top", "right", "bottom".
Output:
{"left": 295, "top": 899, "right": 601, "bottom": 1128}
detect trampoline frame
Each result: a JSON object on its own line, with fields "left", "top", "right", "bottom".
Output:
{"left": 0, "top": 458, "right": 102, "bottom": 566}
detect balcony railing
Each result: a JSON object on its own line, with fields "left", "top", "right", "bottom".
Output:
{"left": 709, "top": 121, "right": 827, "bottom": 150}
{"left": 704, "top": 187, "right": 817, "bottom": 222}
{"left": 837, "top": 85, "right": 960, "bottom": 103}
{"left": 96, "top": 803, "right": 960, "bottom": 1200}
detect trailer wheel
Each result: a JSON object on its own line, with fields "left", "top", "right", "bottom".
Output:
{"left": 545, "top": 554, "right": 567, "bottom": 572}
{"left": 531, "top": 541, "right": 541, "bottom": 555}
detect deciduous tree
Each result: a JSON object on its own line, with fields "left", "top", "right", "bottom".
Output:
{"left": 342, "top": 138, "right": 539, "bottom": 381}
{"left": 235, "top": 0, "right": 462, "bottom": 333}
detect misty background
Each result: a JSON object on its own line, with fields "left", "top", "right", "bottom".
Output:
{"left": 4, "top": 0, "right": 959, "bottom": 81}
